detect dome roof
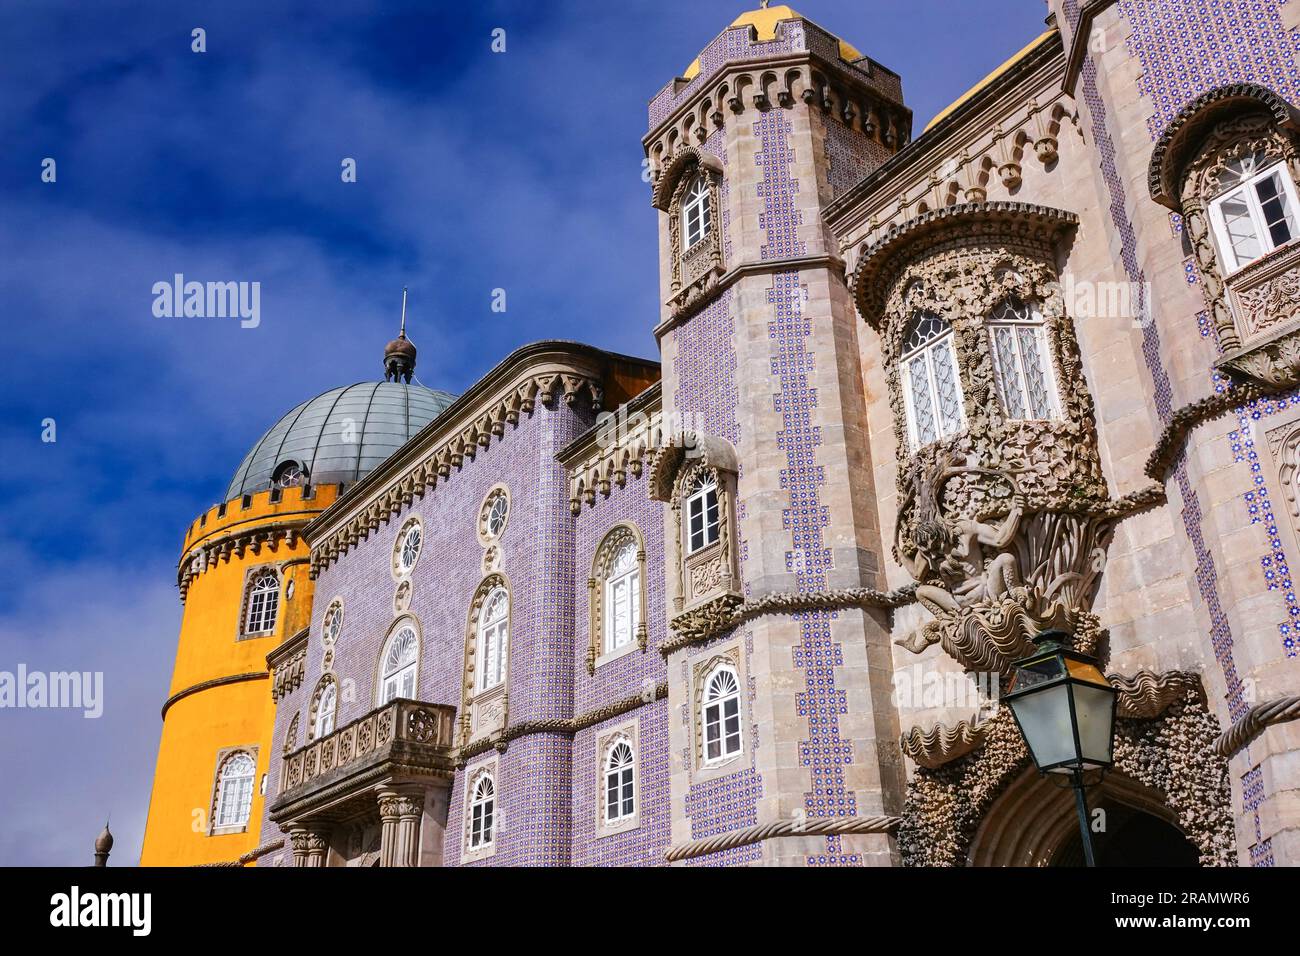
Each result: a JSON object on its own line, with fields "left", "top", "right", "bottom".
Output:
{"left": 225, "top": 382, "right": 456, "bottom": 501}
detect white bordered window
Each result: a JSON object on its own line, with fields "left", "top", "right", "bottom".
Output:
{"left": 987, "top": 299, "right": 1059, "bottom": 421}
{"left": 1210, "top": 152, "right": 1300, "bottom": 272}
{"left": 604, "top": 539, "right": 641, "bottom": 654}
{"left": 900, "top": 312, "right": 965, "bottom": 449}
{"left": 702, "top": 664, "right": 742, "bottom": 764}
{"left": 604, "top": 739, "right": 636, "bottom": 824}
{"left": 322, "top": 599, "right": 343, "bottom": 645}
{"left": 476, "top": 587, "right": 509, "bottom": 693}
{"left": 392, "top": 516, "right": 423, "bottom": 580}
{"left": 243, "top": 570, "right": 280, "bottom": 636}
{"left": 685, "top": 472, "right": 720, "bottom": 554}
{"left": 682, "top": 175, "right": 712, "bottom": 251}
{"left": 482, "top": 487, "right": 509, "bottom": 541}
{"left": 468, "top": 772, "right": 496, "bottom": 850}
{"left": 379, "top": 624, "right": 418, "bottom": 704}
{"left": 312, "top": 679, "right": 337, "bottom": 739}
{"left": 213, "top": 751, "right": 256, "bottom": 830}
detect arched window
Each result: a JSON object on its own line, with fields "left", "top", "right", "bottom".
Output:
{"left": 213, "top": 751, "right": 256, "bottom": 829}
{"left": 604, "top": 540, "right": 641, "bottom": 654}
{"left": 468, "top": 772, "right": 496, "bottom": 849}
{"left": 604, "top": 739, "right": 636, "bottom": 823}
{"left": 682, "top": 175, "right": 712, "bottom": 251}
{"left": 243, "top": 570, "right": 280, "bottom": 635}
{"left": 702, "top": 664, "right": 742, "bottom": 764}
{"left": 987, "top": 299, "right": 1059, "bottom": 420}
{"left": 312, "top": 678, "right": 337, "bottom": 739}
{"left": 379, "top": 624, "right": 419, "bottom": 704}
{"left": 476, "top": 588, "right": 509, "bottom": 693}
{"left": 900, "top": 312, "right": 964, "bottom": 449}
{"left": 1209, "top": 151, "right": 1299, "bottom": 272}
{"left": 685, "top": 472, "right": 720, "bottom": 554}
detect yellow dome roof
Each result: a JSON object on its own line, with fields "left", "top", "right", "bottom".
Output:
{"left": 682, "top": 5, "right": 864, "bottom": 81}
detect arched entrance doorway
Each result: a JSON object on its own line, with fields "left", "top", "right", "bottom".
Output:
{"left": 968, "top": 767, "right": 1201, "bottom": 866}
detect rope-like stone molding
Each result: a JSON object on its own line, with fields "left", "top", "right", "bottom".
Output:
{"left": 455, "top": 681, "right": 670, "bottom": 765}
{"left": 194, "top": 838, "right": 286, "bottom": 868}
{"left": 160, "top": 671, "right": 268, "bottom": 719}
{"left": 1144, "top": 381, "right": 1279, "bottom": 482}
{"left": 1214, "top": 695, "right": 1300, "bottom": 757}
{"left": 661, "top": 584, "right": 919, "bottom": 655}
{"left": 664, "top": 814, "right": 900, "bottom": 862}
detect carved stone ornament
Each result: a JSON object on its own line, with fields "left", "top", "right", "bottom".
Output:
{"left": 855, "top": 204, "right": 1113, "bottom": 675}
{"left": 655, "top": 148, "right": 726, "bottom": 320}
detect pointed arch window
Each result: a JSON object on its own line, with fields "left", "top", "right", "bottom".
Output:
{"left": 1209, "top": 151, "right": 1300, "bottom": 272}
{"left": 213, "top": 751, "right": 256, "bottom": 830}
{"left": 243, "top": 570, "right": 280, "bottom": 636}
{"left": 682, "top": 175, "right": 712, "bottom": 251}
{"left": 379, "top": 624, "right": 419, "bottom": 704}
{"left": 476, "top": 587, "right": 509, "bottom": 693}
{"left": 468, "top": 772, "right": 496, "bottom": 850}
{"left": 604, "top": 739, "right": 636, "bottom": 823}
{"left": 987, "top": 299, "right": 1059, "bottom": 421}
{"left": 702, "top": 664, "right": 742, "bottom": 764}
{"left": 900, "top": 313, "right": 965, "bottom": 449}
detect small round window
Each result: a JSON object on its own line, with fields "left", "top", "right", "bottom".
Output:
{"left": 272, "top": 460, "right": 308, "bottom": 489}
{"left": 479, "top": 487, "right": 510, "bottom": 544}
{"left": 392, "top": 516, "right": 423, "bottom": 580}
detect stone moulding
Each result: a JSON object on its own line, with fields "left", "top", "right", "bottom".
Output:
{"left": 267, "top": 627, "right": 309, "bottom": 701}
{"left": 561, "top": 383, "right": 663, "bottom": 515}
{"left": 663, "top": 814, "right": 900, "bottom": 863}
{"left": 177, "top": 520, "right": 308, "bottom": 602}
{"left": 1214, "top": 695, "right": 1300, "bottom": 758}
{"left": 160, "top": 671, "right": 268, "bottom": 720}
{"left": 1147, "top": 82, "right": 1299, "bottom": 210}
{"left": 651, "top": 147, "right": 723, "bottom": 212}
{"left": 900, "top": 719, "right": 986, "bottom": 770}
{"left": 849, "top": 201, "right": 1080, "bottom": 327}
{"left": 193, "top": 838, "right": 285, "bottom": 868}
{"left": 454, "top": 681, "right": 670, "bottom": 766}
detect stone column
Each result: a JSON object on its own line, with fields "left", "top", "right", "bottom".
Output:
{"left": 288, "top": 827, "right": 310, "bottom": 867}
{"left": 305, "top": 830, "right": 329, "bottom": 868}
{"left": 377, "top": 787, "right": 424, "bottom": 867}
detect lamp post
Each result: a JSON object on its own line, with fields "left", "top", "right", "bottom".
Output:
{"left": 1004, "top": 629, "right": 1117, "bottom": 867}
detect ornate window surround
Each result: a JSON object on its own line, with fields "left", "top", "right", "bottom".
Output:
{"left": 596, "top": 721, "right": 640, "bottom": 837}
{"left": 654, "top": 148, "right": 726, "bottom": 317}
{"left": 391, "top": 514, "right": 424, "bottom": 582}
{"left": 1149, "top": 83, "right": 1300, "bottom": 385}
{"left": 373, "top": 615, "right": 421, "bottom": 707}
{"left": 238, "top": 564, "right": 282, "bottom": 640}
{"left": 209, "top": 745, "right": 259, "bottom": 836}
{"left": 478, "top": 484, "right": 511, "bottom": 545}
{"left": 458, "top": 573, "right": 512, "bottom": 746}
{"left": 307, "top": 673, "right": 337, "bottom": 741}
{"left": 463, "top": 757, "right": 498, "bottom": 862}
{"left": 587, "top": 523, "right": 649, "bottom": 673}
{"left": 691, "top": 646, "right": 746, "bottom": 777}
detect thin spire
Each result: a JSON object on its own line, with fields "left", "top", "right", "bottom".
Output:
{"left": 399, "top": 286, "right": 408, "bottom": 339}
{"left": 384, "top": 286, "right": 418, "bottom": 384}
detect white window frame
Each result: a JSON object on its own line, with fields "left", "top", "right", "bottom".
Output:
{"left": 243, "top": 570, "right": 280, "bottom": 636}
{"left": 468, "top": 772, "right": 496, "bottom": 851}
{"left": 313, "top": 680, "right": 337, "bottom": 739}
{"left": 213, "top": 751, "right": 256, "bottom": 831}
{"left": 603, "top": 739, "right": 636, "bottom": 824}
{"left": 986, "top": 300, "right": 1060, "bottom": 421}
{"left": 1209, "top": 157, "right": 1300, "bottom": 273}
{"left": 476, "top": 587, "right": 509, "bottom": 693}
{"left": 378, "top": 624, "right": 419, "bottom": 705}
{"left": 899, "top": 316, "right": 966, "bottom": 451}
{"left": 681, "top": 175, "right": 712, "bottom": 252}
{"left": 603, "top": 540, "right": 641, "bottom": 654}
{"left": 685, "top": 474, "right": 720, "bottom": 555}
{"left": 702, "top": 664, "right": 743, "bottom": 765}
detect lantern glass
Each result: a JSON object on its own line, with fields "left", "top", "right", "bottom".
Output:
{"left": 1006, "top": 680, "right": 1077, "bottom": 770}
{"left": 1073, "top": 681, "right": 1116, "bottom": 768}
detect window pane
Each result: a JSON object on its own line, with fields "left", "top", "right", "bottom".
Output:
{"left": 1257, "top": 172, "right": 1297, "bottom": 248}
{"left": 930, "top": 341, "right": 963, "bottom": 437}
{"left": 906, "top": 355, "right": 937, "bottom": 446}
{"left": 1220, "top": 191, "right": 1263, "bottom": 266}
{"left": 991, "top": 326, "right": 1027, "bottom": 419}
{"left": 1017, "top": 326, "right": 1056, "bottom": 419}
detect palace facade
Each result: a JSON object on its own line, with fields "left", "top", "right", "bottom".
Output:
{"left": 142, "top": 2, "right": 1300, "bottom": 866}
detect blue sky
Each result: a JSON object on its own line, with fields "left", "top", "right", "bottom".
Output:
{"left": 0, "top": 0, "right": 1047, "bottom": 865}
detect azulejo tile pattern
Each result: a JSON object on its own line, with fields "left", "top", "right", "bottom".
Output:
{"left": 755, "top": 110, "right": 807, "bottom": 261}
{"left": 672, "top": 287, "right": 740, "bottom": 447}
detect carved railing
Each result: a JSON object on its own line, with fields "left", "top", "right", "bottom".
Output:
{"left": 1226, "top": 241, "right": 1300, "bottom": 344}
{"left": 279, "top": 698, "right": 456, "bottom": 797}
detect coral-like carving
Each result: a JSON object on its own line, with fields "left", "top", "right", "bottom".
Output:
{"left": 1111, "top": 670, "right": 1206, "bottom": 719}
{"left": 900, "top": 719, "right": 988, "bottom": 770}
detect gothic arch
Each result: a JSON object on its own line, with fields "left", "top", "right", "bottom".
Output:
{"left": 651, "top": 147, "right": 724, "bottom": 212}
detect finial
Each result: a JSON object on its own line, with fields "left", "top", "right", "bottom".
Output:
{"left": 760, "top": 0, "right": 770, "bottom": 8}
{"left": 94, "top": 819, "right": 114, "bottom": 867}
{"left": 384, "top": 287, "right": 418, "bottom": 384}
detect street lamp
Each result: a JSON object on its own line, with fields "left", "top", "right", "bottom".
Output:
{"left": 1004, "top": 629, "right": 1117, "bottom": 867}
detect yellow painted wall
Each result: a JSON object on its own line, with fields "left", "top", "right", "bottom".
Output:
{"left": 140, "top": 485, "right": 337, "bottom": 866}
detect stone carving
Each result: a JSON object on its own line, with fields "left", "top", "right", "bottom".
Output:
{"left": 900, "top": 718, "right": 987, "bottom": 770}
{"left": 1215, "top": 694, "right": 1300, "bottom": 757}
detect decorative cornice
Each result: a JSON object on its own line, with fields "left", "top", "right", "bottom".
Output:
{"left": 850, "top": 202, "right": 1079, "bottom": 327}
{"left": 1215, "top": 695, "right": 1300, "bottom": 758}
{"left": 562, "top": 384, "right": 663, "bottom": 514}
{"left": 160, "top": 671, "right": 267, "bottom": 719}
{"left": 177, "top": 520, "right": 308, "bottom": 602}
{"left": 455, "top": 681, "right": 669, "bottom": 765}
{"left": 268, "top": 631, "right": 308, "bottom": 701}
{"left": 664, "top": 814, "right": 900, "bottom": 862}
{"left": 1148, "top": 82, "right": 1299, "bottom": 209}
{"left": 900, "top": 719, "right": 986, "bottom": 770}
{"left": 1111, "top": 669, "right": 1206, "bottom": 718}
{"left": 651, "top": 148, "right": 723, "bottom": 211}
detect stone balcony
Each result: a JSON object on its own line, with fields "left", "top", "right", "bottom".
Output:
{"left": 1217, "top": 241, "right": 1300, "bottom": 386}
{"left": 269, "top": 699, "right": 456, "bottom": 864}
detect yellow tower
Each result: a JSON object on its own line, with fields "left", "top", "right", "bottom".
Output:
{"left": 141, "top": 329, "right": 455, "bottom": 865}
